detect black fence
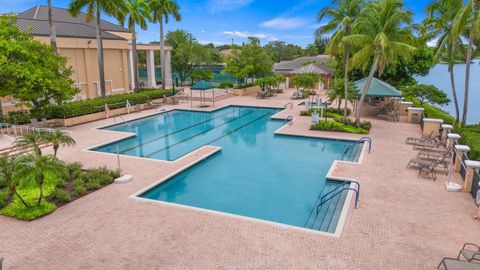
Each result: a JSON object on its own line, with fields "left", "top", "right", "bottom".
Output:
{"left": 473, "top": 171, "right": 480, "bottom": 200}
{"left": 461, "top": 153, "right": 468, "bottom": 180}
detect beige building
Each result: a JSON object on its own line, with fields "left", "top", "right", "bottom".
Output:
{"left": 2, "top": 6, "right": 172, "bottom": 115}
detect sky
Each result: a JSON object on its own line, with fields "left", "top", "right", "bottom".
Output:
{"left": 2, "top": 0, "right": 430, "bottom": 47}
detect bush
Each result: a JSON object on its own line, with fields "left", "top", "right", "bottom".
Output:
{"left": 48, "top": 188, "right": 71, "bottom": 203}
{"left": 311, "top": 120, "right": 369, "bottom": 134}
{"left": 85, "top": 177, "right": 101, "bottom": 190}
{"left": 83, "top": 167, "right": 117, "bottom": 186}
{"left": 456, "top": 125, "right": 480, "bottom": 160}
{"left": 300, "top": 107, "right": 352, "bottom": 117}
{"left": 3, "top": 111, "right": 31, "bottom": 125}
{"left": 218, "top": 81, "right": 234, "bottom": 89}
{"left": 405, "top": 97, "right": 455, "bottom": 125}
{"left": 0, "top": 189, "right": 10, "bottom": 209}
{"left": 30, "top": 88, "right": 173, "bottom": 120}
{"left": 72, "top": 179, "right": 86, "bottom": 196}
{"left": 234, "top": 82, "right": 255, "bottom": 89}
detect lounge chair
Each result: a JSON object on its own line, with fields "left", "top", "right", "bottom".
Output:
{"left": 145, "top": 100, "right": 162, "bottom": 111}
{"left": 458, "top": 243, "right": 480, "bottom": 263}
{"left": 408, "top": 158, "right": 448, "bottom": 180}
{"left": 437, "top": 257, "right": 480, "bottom": 269}
{"left": 133, "top": 104, "right": 142, "bottom": 112}
{"left": 406, "top": 132, "right": 436, "bottom": 144}
{"left": 418, "top": 146, "right": 453, "bottom": 160}
{"left": 412, "top": 140, "right": 443, "bottom": 150}
{"left": 256, "top": 91, "right": 267, "bottom": 99}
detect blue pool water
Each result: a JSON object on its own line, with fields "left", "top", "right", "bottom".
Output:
{"left": 93, "top": 106, "right": 362, "bottom": 232}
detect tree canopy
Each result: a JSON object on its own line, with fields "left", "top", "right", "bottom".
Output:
{"left": 402, "top": 84, "right": 450, "bottom": 106}
{"left": 0, "top": 17, "right": 78, "bottom": 110}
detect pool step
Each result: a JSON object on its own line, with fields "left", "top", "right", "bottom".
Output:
{"left": 305, "top": 181, "right": 350, "bottom": 233}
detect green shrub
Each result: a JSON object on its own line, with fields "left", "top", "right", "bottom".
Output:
{"left": 456, "top": 125, "right": 480, "bottom": 160}
{"left": 72, "top": 179, "right": 86, "bottom": 196}
{"left": 334, "top": 117, "right": 372, "bottom": 131}
{"left": 64, "top": 162, "right": 83, "bottom": 182}
{"left": 234, "top": 82, "right": 255, "bottom": 89}
{"left": 3, "top": 111, "right": 31, "bottom": 125}
{"left": 0, "top": 189, "right": 10, "bottom": 209}
{"left": 311, "top": 120, "right": 369, "bottom": 134}
{"left": 48, "top": 188, "right": 71, "bottom": 203}
{"left": 218, "top": 81, "right": 234, "bottom": 89}
{"left": 0, "top": 200, "right": 56, "bottom": 221}
{"left": 300, "top": 108, "right": 352, "bottom": 117}
{"left": 31, "top": 89, "right": 173, "bottom": 119}
{"left": 405, "top": 97, "right": 455, "bottom": 125}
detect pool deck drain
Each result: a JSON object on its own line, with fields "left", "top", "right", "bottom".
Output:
{"left": 0, "top": 88, "right": 479, "bottom": 269}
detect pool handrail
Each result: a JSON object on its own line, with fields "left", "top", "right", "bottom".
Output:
{"left": 317, "top": 181, "right": 361, "bottom": 212}
{"left": 283, "top": 102, "right": 293, "bottom": 109}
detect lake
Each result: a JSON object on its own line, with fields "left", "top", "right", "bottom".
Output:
{"left": 416, "top": 60, "right": 480, "bottom": 124}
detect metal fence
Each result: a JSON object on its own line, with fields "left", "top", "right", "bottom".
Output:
{"left": 461, "top": 153, "right": 468, "bottom": 180}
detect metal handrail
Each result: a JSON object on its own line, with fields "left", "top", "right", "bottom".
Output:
{"left": 283, "top": 102, "right": 293, "bottom": 109}
{"left": 317, "top": 187, "right": 359, "bottom": 213}
{"left": 284, "top": 115, "right": 293, "bottom": 125}
{"left": 113, "top": 116, "right": 126, "bottom": 123}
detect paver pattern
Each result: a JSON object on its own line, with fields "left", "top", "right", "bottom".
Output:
{"left": 1, "top": 89, "right": 479, "bottom": 269}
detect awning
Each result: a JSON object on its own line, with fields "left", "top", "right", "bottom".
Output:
{"left": 354, "top": 77, "right": 402, "bottom": 98}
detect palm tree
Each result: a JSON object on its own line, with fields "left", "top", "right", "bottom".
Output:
{"left": 148, "top": 0, "right": 181, "bottom": 90}
{"left": 47, "top": 0, "right": 57, "bottom": 52}
{"left": 326, "top": 78, "right": 357, "bottom": 111}
{"left": 121, "top": 0, "right": 151, "bottom": 91}
{"left": 69, "top": 0, "right": 127, "bottom": 97}
{"left": 0, "top": 155, "right": 28, "bottom": 207}
{"left": 14, "top": 132, "right": 49, "bottom": 156}
{"left": 316, "top": 0, "right": 363, "bottom": 121}
{"left": 425, "top": 0, "right": 465, "bottom": 124}
{"left": 345, "top": 0, "right": 416, "bottom": 126}
{"left": 454, "top": 0, "right": 480, "bottom": 126}
{"left": 44, "top": 129, "right": 76, "bottom": 157}
{"left": 15, "top": 154, "right": 64, "bottom": 206}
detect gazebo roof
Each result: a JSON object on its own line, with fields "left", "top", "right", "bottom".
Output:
{"left": 354, "top": 77, "right": 402, "bottom": 97}
{"left": 191, "top": 80, "right": 214, "bottom": 90}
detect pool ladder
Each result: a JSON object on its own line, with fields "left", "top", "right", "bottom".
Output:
{"left": 284, "top": 115, "right": 293, "bottom": 125}
{"left": 316, "top": 180, "right": 361, "bottom": 211}
{"left": 283, "top": 102, "right": 293, "bottom": 110}
{"left": 113, "top": 116, "right": 127, "bottom": 123}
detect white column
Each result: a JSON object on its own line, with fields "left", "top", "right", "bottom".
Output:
{"left": 146, "top": 50, "right": 156, "bottom": 88}
{"left": 164, "top": 49, "right": 173, "bottom": 87}
{"left": 127, "top": 49, "right": 135, "bottom": 91}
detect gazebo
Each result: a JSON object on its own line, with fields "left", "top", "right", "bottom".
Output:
{"left": 190, "top": 80, "right": 215, "bottom": 107}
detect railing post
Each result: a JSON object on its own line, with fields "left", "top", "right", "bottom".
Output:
{"left": 464, "top": 161, "right": 480, "bottom": 192}
{"left": 454, "top": 145, "right": 470, "bottom": 173}
{"left": 447, "top": 133, "right": 461, "bottom": 149}
{"left": 441, "top": 124, "right": 453, "bottom": 145}
{"left": 422, "top": 118, "right": 443, "bottom": 137}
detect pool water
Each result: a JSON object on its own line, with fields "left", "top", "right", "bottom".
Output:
{"left": 93, "top": 106, "right": 361, "bottom": 232}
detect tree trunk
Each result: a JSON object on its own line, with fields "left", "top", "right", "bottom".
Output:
{"left": 37, "top": 176, "right": 44, "bottom": 206}
{"left": 343, "top": 42, "right": 350, "bottom": 121}
{"left": 15, "top": 191, "right": 29, "bottom": 208}
{"left": 132, "top": 26, "right": 139, "bottom": 91}
{"left": 355, "top": 55, "right": 380, "bottom": 126}
{"left": 462, "top": 36, "right": 473, "bottom": 126}
{"left": 47, "top": 0, "right": 57, "bottom": 53}
{"left": 449, "top": 69, "right": 460, "bottom": 124}
{"left": 160, "top": 17, "right": 166, "bottom": 90}
{"left": 96, "top": 7, "right": 106, "bottom": 97}
{"left": 53, "top": 145, "right": 59, "bottom": 157}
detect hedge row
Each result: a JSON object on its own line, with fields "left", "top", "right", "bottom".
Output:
{"left": 31, "top": 88, "right": 173, "bottom": 119}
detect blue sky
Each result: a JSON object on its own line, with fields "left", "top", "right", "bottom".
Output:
{"left": 3, "top": 0, "right": 430, "bottom": 47}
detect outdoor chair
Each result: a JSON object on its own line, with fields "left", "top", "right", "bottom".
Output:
{"left": 438, "top": 257, "right": 480, "bottom": 270}
{"left": 458, "top": 243, "right": 480, "bottom": 263}
{"left": 406, "top": 132, "right": 436, "bottom": 144}
{"left": 412, "top": 140, "right": 443, "bottom": 150}
{"left": 133, "top": 104, "right": 142, "bottom": 112}
{"left": 30, "top": 118, "right": 39, "bottom": 128}
{"left": 409, "top": 158, "right": 448, "bottom": 180}
{"left": 256, "top": 91, "right": 267, "bottom": 99}
{"left": 145, "top": 100, "right": 162, "bottom": 111}
{"left": 418, "top": 146, "right": 453, "bottom": 160}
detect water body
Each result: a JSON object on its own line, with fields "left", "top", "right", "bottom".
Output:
{"left": 415, "top": 60, "right": 480, "bottom": 124}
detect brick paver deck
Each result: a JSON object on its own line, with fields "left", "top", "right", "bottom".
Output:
{"left": 1, "top": 89, "right": 479, "bottom": 269}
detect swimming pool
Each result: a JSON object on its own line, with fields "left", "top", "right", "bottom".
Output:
{"left": 93, "top": 106, "right": 362, "bottom": 233}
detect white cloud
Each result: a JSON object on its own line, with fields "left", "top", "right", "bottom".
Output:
{"left": 207, "top": 0, "right": 253, "bottom": 13}
{"left": 223, "top": 31, "right": 268, "bottom": 39}
{"left": 260, "top": 17, "right": 308, "bottom": 30}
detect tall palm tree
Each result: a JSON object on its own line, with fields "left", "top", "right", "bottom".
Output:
{"left": 316, "top": 0, "right": 363, "bottom": 121}
{"left": 15, "top": 154, "right": 64, "bottom": 206}
{"left": 0, "top": 155, "right": 28, "bottom": 207}
{"left": 44, "top": 129, "right": 76, "bottom": 157}
{"left": 425, "top": 0, "right": 465, "bottom": 124}
{"left": 47, "top": 0, "right": 57, "bottom": 52}
{"left": 148, "top": 0, "right": 181, "bottom": 90}
{"left": 345, "top": 0, "right": 416, "bottom": 126}
{"left": 69, "top": 0, "right": 127, "bottom": 97}
{"left": 121, "top": 0, "right": 151, "bottom": 91}
{"left": 14, "top": 132, "right": 49, "bottom": 156}
{"left": 454, "top": 0, "right": 480, "bottom": 126}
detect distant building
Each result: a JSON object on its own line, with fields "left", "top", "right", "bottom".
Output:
{"left": 2, "top": 6, "right": 173, "bottom": 115}
{"left": 273, "top": 55, "right": 334, "bottom": 90}
{"left": 219, "top": 49, "right": 238, "bottom": 57}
